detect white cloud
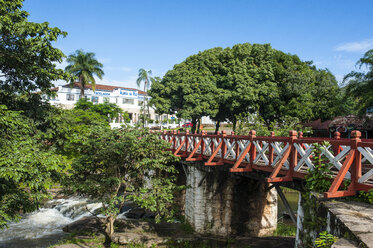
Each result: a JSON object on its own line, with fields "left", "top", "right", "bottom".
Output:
{"left": 335, "top": 39, "right": 373, "bottom": 52}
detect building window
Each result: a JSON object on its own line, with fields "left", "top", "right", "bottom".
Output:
{"left": 91, "top": 96, "right": 99, "bottom": 103}
{"left": 122, "top": 98, "right": 134, "bottom": 104}
{"left": 66, "top": 94, "right": 75, "bottom": 101}
{"left": 103, "top": 97, "right": 110, "bottom": 103}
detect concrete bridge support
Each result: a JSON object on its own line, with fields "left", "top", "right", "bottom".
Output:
{"left": 182, "top": 162, "right": 278, "bottom": 237}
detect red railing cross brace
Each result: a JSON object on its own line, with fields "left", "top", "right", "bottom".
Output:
{"left": 325, "top": 131, "right": 362, "bottom": 198}
{"left": 205, "top": 131, "right": 226, "bottom": 166}
{"left": 229, "top": 130, "right": 255, "bottom": 172}
{"left": 266, "top": 131, "right": 297, "bottom": 183}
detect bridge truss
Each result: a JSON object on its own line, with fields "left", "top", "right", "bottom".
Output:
{"left": 160, "top": 130, "right": 373, "bottom": 198}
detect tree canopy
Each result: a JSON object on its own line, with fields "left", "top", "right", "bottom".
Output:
{"left": 65, "top": 49, "right": 104, "bottom": 96}
{"left": 0, "top": 105, "right": 69, "bottom": 228}
{"left": 62, "top": 126, "right": 179, "bottom": 244}
{"left": 150, "top": 43, "right": 340, "bottom": 131}
{"left": 137, "top": 68, "right": 153, "bottom": 125}
{"left": 343, "top": 49, "right": 373, "bottom": 115}
{"left": 0, "top": 0, "right": 71, "bottom": 226}
{"left": 0, "top": 0, "right": 68, "bottom": 96}
{"left": 74, "top": 98, "right": 128, "bottom": 123}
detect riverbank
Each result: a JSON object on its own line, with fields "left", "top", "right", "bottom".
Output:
{"left": 51, "top": 217, "right": 295, "bottom": 248}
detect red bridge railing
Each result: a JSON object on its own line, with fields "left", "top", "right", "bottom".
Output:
{"left": 160, "top": 130, "right": 373, "bottom": 198}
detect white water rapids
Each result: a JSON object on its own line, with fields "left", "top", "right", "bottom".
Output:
{"left": 0, "top": 197, "right": 106, "bottom": 248}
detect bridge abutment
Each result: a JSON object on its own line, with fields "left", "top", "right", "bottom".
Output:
{"left": 182, "top": 162, "right": 277, "bottom": 237}
{"left": 296, "top": 192, "right": 373, "bottom": 248}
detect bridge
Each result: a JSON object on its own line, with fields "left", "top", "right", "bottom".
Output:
{"left": 160, "top": 130, "right": 373, "bottom": 247}
{"left": 161, "top": 129, "right": 373, "bottom": 198}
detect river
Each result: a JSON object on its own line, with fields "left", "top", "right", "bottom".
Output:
{"left": 0, "top": 191, "right": 299, "bottom": 248}
{"left": 0, "top": 198, "right": 103, "bottom": 248}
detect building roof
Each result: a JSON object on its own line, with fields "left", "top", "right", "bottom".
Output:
{"left": 303, "top": 119, "right": 332, "bottom": 130}
{"left": 62, "top": 82, "right": 147, "bottom": 95}
{"left": 303, "top": 115, "right": 373, "bottom": 131}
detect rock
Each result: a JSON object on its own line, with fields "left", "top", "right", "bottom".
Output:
{"left": 125, "top": 207, "right": 146, "bottom": 219}
{"left": 143, "top": 211, "right": 156, "bottom": 219}
{"left": 63, "top": 216, "right": 104, "bottom": 234}
{"left": 331, "top": 238, "right": 358, "bottom": 248}
{"left": 120, "top": 201, "right": 137, "bottom": 213}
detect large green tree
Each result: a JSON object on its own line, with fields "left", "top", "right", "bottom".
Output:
{"left": 65, "top": 49, "right": 104, "bottom": 96}
{"left": 150, "top": 48, "right": 222, "bottom": 132}
{"left": 0, "top": 0, "right": 71, "bottom": 227}
{"left": 0, "top": 0, "right": 68, "bottom": 100}
{"left": 62, "top": 126, "right": 178, "bottom": 244}
{"left": 0, "top": 105, "right": 68, "bottom": 228}
{"left": 150, "top": 43, "right": 340, "bottom": 132}
{"left": 343, "top": 49, "right": 373, "bottom": 115}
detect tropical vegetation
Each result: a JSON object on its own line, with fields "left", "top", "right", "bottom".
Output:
{"left": 62, "top": 125, "right": 179, "bottom": 244}
{"left": 343, "top": 49, "right": 373, "bottom": 115}
{"left": 137, "top": 68, "right": 153, "bottom": 125}
{"left": 149, "top": 43, "right": 340, "bottom": 133}
{"left": 65, "top": 49, "right": 104, "bottom": 96}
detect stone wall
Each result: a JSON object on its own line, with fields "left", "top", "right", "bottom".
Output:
{"left": 295, "top": 193, "right": 373, "bottom": 248}
{"left": 182, "top": 162, "right": 277, "bottom": 237}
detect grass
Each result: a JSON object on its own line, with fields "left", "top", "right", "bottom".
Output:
{"left": 273, "top": 221, "right": 297, "bottom": 237}
{"left": 48, "top": 233, "right": 104, "bottom": 248}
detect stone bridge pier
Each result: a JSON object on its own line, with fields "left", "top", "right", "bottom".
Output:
{"left": 179, "top": 162, "right": 278, "bottom": 237}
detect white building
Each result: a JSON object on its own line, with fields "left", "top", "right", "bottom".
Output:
{"left": 44, "top": 82, "right": 215, "bottom": 127}
{"left": 44, "top": 83, "right": 168, "bottom": 123}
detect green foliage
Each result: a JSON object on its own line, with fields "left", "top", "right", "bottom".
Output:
{"left": 74, "top": 98, "right": 128, "bottom": 122}
{"left": 0, "top": 105, "right": 68, "bottom": 228}
{"left": 65, "top": 49, "right": 104, "bottom": 96}
{"left": 0, "top": 0, "right": 69, "bottom": 95}
{"left": 236, "top": 113, "right": 312, "bottom": 136}
{"left": 150, "top": 43, "right": 340, "bottom": 133}
{"left": 150, "top": 47, "right": 222, "bottom": 132}
{"left": 137, "top": 69, "right": 153, "bottom": 126}
{"left": 314, "top": 231, "right": 337, "bottom": 248}
{"left": 273, "top": 221, "right": 297, "bottom": 237}
{"left": 62, "top": 126, "right": 180, "bottom": 240}
{"left": 343, "top": 49, "right": 373, "bottom": 115}
{"left": 0, "top": 0, "right": 75, "bottom": 228}
{"left": 305, "top": 142, "right": 333, "bottom": 193}
{"left": 353, "top": 189, "right": 373, "bottom": 205}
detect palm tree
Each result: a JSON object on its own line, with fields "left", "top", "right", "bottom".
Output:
{"left": 136, "top": 69, "right": 152, "bottom": 124}
{"left": 343, "top": 49, "right": 373, "bottom": 115}
{"left": 65, "top": 49, "right": 104, "bottom": 97}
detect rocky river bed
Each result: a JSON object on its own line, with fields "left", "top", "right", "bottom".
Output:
{"left": 0, "top": 197, "right": 295, "bottom": 248}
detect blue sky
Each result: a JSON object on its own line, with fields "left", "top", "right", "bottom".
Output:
{"left": 24, "top": 0, "right": 373, "bottom": 89}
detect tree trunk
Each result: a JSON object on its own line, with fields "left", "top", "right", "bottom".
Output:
{"left": 232, "top": 117, "right": 237, "bottom": 133}
{"left": 215, "top": 120, "right": 220, "bottom": 134}
{"left": 196, "top": 118, "right": 200, "bottom": 133}
{"left": 79, "top": 76, "right": 85, "bottom": 97}
{"left": 191, "top": 117, "right": 197, "bottom": 134}
{"left": 143, "top": 83, "right": 147, "bottom": 128}
{"left": 104, "top": 215, "right": 115, "bottom": 246}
